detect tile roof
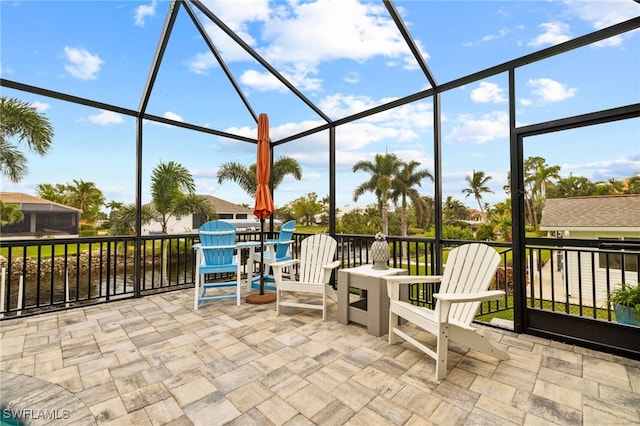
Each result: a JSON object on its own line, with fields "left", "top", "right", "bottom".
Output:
{"left": 199, "top": 195, "right": 254, "bottom": 215}
{"left": 0, "top": 192, "right": 82, "bottom": 213}
{"left": 540, "top": 194, "right": 640, "bottom": 229}
{"left": 144, "top": 195, "right": 253, "bottom": 215}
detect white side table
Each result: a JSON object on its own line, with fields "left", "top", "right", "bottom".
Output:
{"left": 337, "top": 265, "right": 407, "bottom": 336}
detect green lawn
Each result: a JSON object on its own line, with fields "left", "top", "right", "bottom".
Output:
{"left": 475, "top": 296, "right": 614, "bottom": 322}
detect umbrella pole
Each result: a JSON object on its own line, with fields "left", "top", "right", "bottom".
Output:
{"left": 259, "top": 218, "right": 265, "bottom": 295}
{"left": 246, "top": 217, "right": 275, "bottom": 305}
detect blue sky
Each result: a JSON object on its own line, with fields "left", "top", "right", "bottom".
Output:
{"left": 1, "top": 0, "right": 639, "bottom": 213}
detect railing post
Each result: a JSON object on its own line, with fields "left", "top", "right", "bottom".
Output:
{"left": 17, "top": 275, "right": 24, "bottom": 316}
{"left": 0, "top": 267, "right": 5, "bottom": 318}
{"left": 65, "top": 267, "right": 70, "bottom": 308}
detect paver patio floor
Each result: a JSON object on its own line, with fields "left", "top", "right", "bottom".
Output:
{"left": 1, "top": 288, "right": 639, "bottom": 425}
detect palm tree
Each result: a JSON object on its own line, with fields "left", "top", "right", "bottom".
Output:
{"left": 150, "top": 161, "right": 216, "bottom": 285}
{"left": 108, "top": 204, "right": 155, "bottom": 236}
{"left": 390, "top": 160, "right": 433, "bottom": 238}
{"left": 0, "top": 200, "right": 24, "bottom": 226}
{"left": 0, "top": 97, "right": 54, "bottom": 183}
{"left": 490, "top": 200, "right": 512, "bottom": 242}
{"left": 352, "top": 153, "right": 402, "bottom": 235}
{"left": 546, "top": 173, "right": 595, "bottom": 198}
{"left": 151, "top": 161, "right": 215, "bottom": 234}
{"left": 68, "top": 179, "right": 105, "bottom": 225}
{"left": 443, "top": 196, "right": 469, "bottom": 221}
{"left": 420, "top": 195, "right": 436, "bottom": 228}
{"left": 626, "top": 175, "right": 640, "bottom": 194}
{"left": 217, "top": 156, "right": 302, "bottom": 197}
{"left": 524, "top": 156, "right": 560, "bottom": 230}
{"left": 462, "top": 170, "right": 493, "bottom": 219}
{"left": 105, "top": 200, "right": 124, "bottom": 222}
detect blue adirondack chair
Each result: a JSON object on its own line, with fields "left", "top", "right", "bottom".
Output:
{"left": 193, "top": 220, "right": 242, "bottom": 309}
{"left": 251, "top": 220, "right": 296, "bottom": 290}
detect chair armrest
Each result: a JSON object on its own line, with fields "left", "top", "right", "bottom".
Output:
{"left": 271, "top": 259, "right": 300, "bottom": 282}
{"left": 322, "top": 260, "right": 341, "bottom": 271}
{"left": 383, "top": 275, "right": 444, "bottom": 300}
{"left": 434, "top": 290, "right": 505, "bottom": 303}
{"left": 237, "top": 241, "right": 260, "bottom": 248}
{"left": 383, "top": 275, "right": 443, "bottom": 284}
{"left": 434, "top": 290, "right": 505, "bottom": 323}
{"left": 271, "top": 259, "right": 300, "bottom": 270}
{"left": 321, "top": 261, "right": 341, "bottom": 284}
{"left": 199, "top": 245, "right": 236, "bottom": 250}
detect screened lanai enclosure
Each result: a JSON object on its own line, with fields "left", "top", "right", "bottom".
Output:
{"left": 1, "top": 0, "right": 639, "bottom": 359}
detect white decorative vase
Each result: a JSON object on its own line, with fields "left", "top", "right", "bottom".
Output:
{"left": 371, "top": 239, "right": 390, "bottom": 270}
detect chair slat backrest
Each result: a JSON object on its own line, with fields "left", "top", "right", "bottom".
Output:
{"left": 298, "top": 234, "right": 337, "bottom": 284}
{"left": 439, "top": 243, "right": 500, "bottom": 325}
{"left": 199, "top": 221, "right": 237, "bottom": 266}
{"left": 274, "top": 220, "right": 296, "bottom": 260}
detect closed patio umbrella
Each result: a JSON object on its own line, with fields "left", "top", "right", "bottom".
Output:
{"left": 247, "top": 113, "right": 276, "bottom": 304}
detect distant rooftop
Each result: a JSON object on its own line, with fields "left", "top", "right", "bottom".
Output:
{"left": 540, "top": 194, "right": 640, "bottom": 230}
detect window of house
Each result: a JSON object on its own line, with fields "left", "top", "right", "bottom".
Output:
{"left": 598, "top": 237, "right": 639, "bottom": 273}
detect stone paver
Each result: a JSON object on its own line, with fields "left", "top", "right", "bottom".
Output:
{"left": 1, "top": 287, "right": 639, "bottom": 425}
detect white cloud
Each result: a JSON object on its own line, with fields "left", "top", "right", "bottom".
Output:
{"left": 164, "top": 112, "right": 183, "bottom": 122}
{"left": 561, "top": 155, "right": 640, "bottom": 181}
{"left": 464, "top": 27, "right": 510, "bottom": 46}
{"left": 343, "top": 72, "right": 360, "bottom": 84}
{"left": 146, "top": 111, "right": 184, "bottom": 127}
{"left": 31, "top": 101, "right": 50, "bottom": 112}
{"left": 186, "top": 52, "right": 218, "bottom": 76}
{"left": 482, "top": 28, "right": 509, "bottom": 42}
{"left": 471, "top": 82, "right": 507, "bottom": 104}
{"left": 318, "top": 93, "right": 433, "bottom": 131}
{"left": 239, "top": 69, "right": 288, "bottom": 92}
{"left": 134, "top": 0, "right": 156, "bottom": 27}
{"left": 63, "top": 46, "right": 104, "bottom": 80}
{"left": 444, "top": 111, "right": 510, "bottom": 143}
{"left": 527, "top": 78, "right": 577, "bottom": 102}
{"left": 0, "top": 62, "right": 11, "bottom": 75}
{"left": 189, "top": 0, "right": 418, "bottom": 90}
{"left": 565, "top": 0, "right": 639, "bottom": 28}
{"left": 563, "top": 0, "right": 640, "bottom": 47}
{"left": 528, "top": 22, "right": 572, "bottom": 47}
{"left": 520, "top": 98, "right": 533, "bottom": 106}
{"left": 263, "top": 0, "right": 410, "bottom": 65}
{"left": 88, "top": 110, "right": 124, "bottom": 125}
{"left": 200, "top": 0, "right": 270, "bottom": 27}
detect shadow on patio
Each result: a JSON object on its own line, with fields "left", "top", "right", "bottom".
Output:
{"left": 1, "top": 287, "right": 639, "bottom": 425}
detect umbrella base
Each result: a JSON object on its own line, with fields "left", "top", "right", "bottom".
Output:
{"left": 246, "top": 292, "right": 276, "bottom": 304}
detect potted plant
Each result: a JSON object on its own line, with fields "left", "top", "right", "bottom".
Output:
{"left": 608, "top": 282, "right": 640, "bottom": 326}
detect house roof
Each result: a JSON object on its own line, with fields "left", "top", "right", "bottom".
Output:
{"left": 540, "top": 195, "right": 640, "bottom": 230}
{"left": 199, "top": 195, "right": 254, "bottom": 215}
{"left": 0, "top": 192, "right": 82, "bottom": 213}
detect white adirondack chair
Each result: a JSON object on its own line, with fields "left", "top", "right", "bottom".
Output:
{"left": 383, "top": 243, "right": 509, "bottom": 380}
{"left": 270, "top": 234, "right": 340, "bottom": 321}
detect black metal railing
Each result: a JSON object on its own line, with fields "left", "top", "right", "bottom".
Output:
{"left": 1, "top": 233, "right": 638, "bottom": 329}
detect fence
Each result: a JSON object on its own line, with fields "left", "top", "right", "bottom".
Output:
{"left": 1, "top": 233, "right": 639, "bottom": 328}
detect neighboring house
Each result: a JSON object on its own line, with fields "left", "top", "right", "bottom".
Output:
{"left": 0, "top": 192, "right": 82, "bottom": 237}
{"left": 540, "top": 195, "right": 640, "bottom": 301}
{"left": 468, "top": 209, "right": 485, "bottom": 223}
{"left": 142, "top": 195, "right": 280, "bottom": 235}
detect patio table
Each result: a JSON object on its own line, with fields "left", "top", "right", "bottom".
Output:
{"left": 337, "top": 265, "right": 407, "bottom": 336}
